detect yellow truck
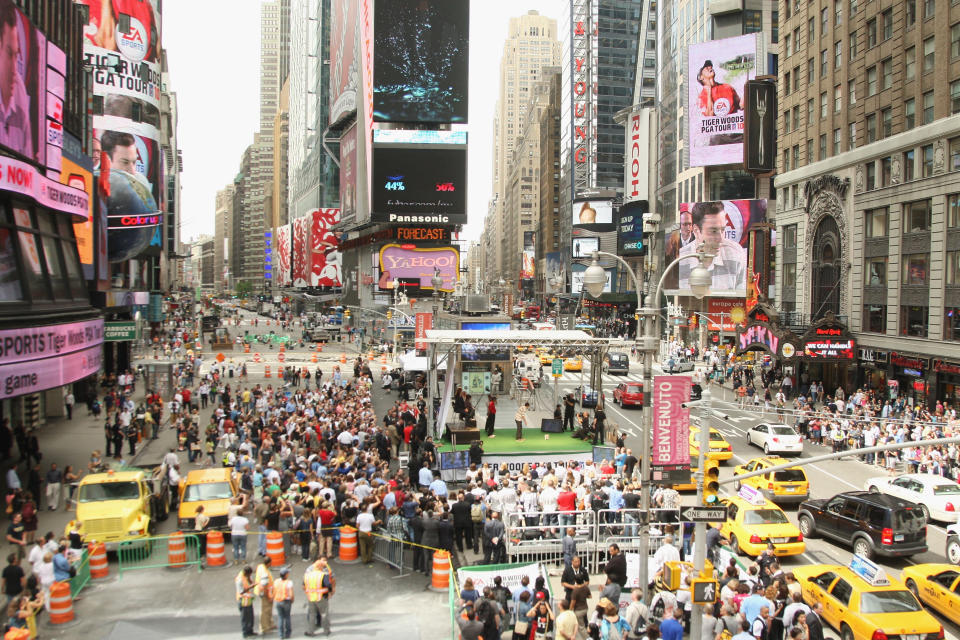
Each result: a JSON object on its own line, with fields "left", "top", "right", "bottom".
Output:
{"left": 65, "top": 467, "right": 169, "bottom": 548}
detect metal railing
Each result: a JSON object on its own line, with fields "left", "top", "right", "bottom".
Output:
{"left": 68, "top": 548, "right": 90, "bottom": 599}
{"left": 117, "top": 533, "right": 203, "bottom": 576}
{"left": 370, "top": 530, "right": 413, "bottom": 577}
{"left": 595, "top": 508, "right": 679, "bottom": 559}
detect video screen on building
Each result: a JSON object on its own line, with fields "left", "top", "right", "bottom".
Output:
{"left": 371, "top": 146, "right": 467, "bottom": 224}
{"left": 373, "top": 0, "right": 469, "bottom": 124}
{"left": 0, "top": 1, "right": 48, "bottom": 166}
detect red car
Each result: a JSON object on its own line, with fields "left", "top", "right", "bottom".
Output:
{"left": 613, "top": 382, "right": 644, "bottom": 408}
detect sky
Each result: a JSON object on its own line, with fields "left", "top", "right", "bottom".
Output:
{"left": 165, "top": 0, "right": 563, "bottom": 244}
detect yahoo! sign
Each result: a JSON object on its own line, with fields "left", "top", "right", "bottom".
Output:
{"left": 378, "top": 244, "right": 459, "bottom": 292}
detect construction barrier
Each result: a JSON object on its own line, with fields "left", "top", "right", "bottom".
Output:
{"left": 429, "top": 551, "right": 450, "bottom": 592}
{"left": 264, "top": 365, "right": 271, "bottom": 378}
{"left": 266, "top": 531, "right": 285, "bottom": 566}
{"left": 340, "top": 353, "right": 346, "bottom": 364}
{"left": 244, "top": 343, "right": 250, "bottom": 353}
{"left": 88, "top": 542, "right": 108, "bottom": 579}
{"left": 311, "top": 353, "right": 318, "bottom": 363}
{"left": 337, "top": 526, "right": 359, "bottom": 564}
{"left": 67, "top": 548, "right": 91, "bottom": 599}
{"left": 206, "top": 531, "right": 226, "bottom": 567}
{"left": 5, "top": 626, "right": 30, "bottom": 639}
{"left": 48, "top": 581, "right": 74, "bottom": 624}
{"left": 117, "top": 533, "right": 202, "bottom": 577}
{"left": 316, "top": 343, "right": 323, "bottom": 352}
{"left": 380, "top": 354, "right": 387, "bottom": 364}
{"left": 278, "top": 352, "right": 286, "bottom": 362}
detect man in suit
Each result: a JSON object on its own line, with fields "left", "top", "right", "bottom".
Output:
{"left": 805, "top": 602, "right": 825, "bottom": 640}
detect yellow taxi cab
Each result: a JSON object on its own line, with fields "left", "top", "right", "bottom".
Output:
{"left": 793, "top": 556, "right": 943, "bottom": 640}
{"left": 733, "top": 457, "right": 810, "bottom": 504}
{"left": 901, "top": 563, "right": 960, "bottom": 626}
{"left": 178, "top": 468, "right": 239, "bottom": 531}
{"left": 564, "top": 355, "right": 583, "bottom": 371}
{"left": 689, "top": 427, "right": 733, "bottom": 462}
{"left": 538, "top": 349, "right": 556, "bottom": 365}
{"left": 719, "top": 487, "right": 805, "bottom": 557}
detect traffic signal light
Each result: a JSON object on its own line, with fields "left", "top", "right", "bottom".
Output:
{"left": 689, "top": 314, "right": 698, "bottom": 328}
{"left": 662, "top": 561, "right": 682, "bottom": 590}
{"left": 691, "top": 579, "right": 719, "bottom": 604}
{"left": 386, "top": 310, "right": 392, "bottom": 319}
{"left": 703, "top": 459, "right": 720, "bottom": 505}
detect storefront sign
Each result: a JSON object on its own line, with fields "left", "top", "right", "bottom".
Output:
{"left": 903, "top": 368, "right": 922, "bottom": 377}
{"left": 802, "top": 338, "right": 855, "bottom": 359}
{"left": 104, "top": 290, "right": 150, "bottom": 307}
{"left": 934, "top": 360, "right": 960, "bottom": 375}
{"left": 736, "top": 322, "right": 781, "bottom": 355}
{"left": 890, "top": 352, "right": 928, "bottom": 370}
{"left": 103, "top": 321, "right": 136, "bottom": 342}
{"left": 0, "top": 156, "right": 89, "bottom": 219}
{"left": 0, "top": 319, "right": 103, "bottom": 366}
{"left": 0, "top": 344, "right": 102, "bottom": 399}
{"left": 106, "top": 213, "right": 162, "bottom": 229}
{"left": 479, "top": 451, "right": 592, "bottom": 473}
{"left": 652, "top": 376, "right": 691, "bottom": 472}
{"left": 378, "top": 244, "right": 459, "bottom": 292}
{"left": 415, "top": 313, "right": 432, "bottom": 350}
{"left": 859, "top": 348, "right": 876, "bottom": 363}
{"left": 707, "top": 298, "right": 745, "bottom": 332}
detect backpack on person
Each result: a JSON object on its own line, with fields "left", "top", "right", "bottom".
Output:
{"left": 601, "top": 616, "right": 631, "bottom": 640}
{"left": 471, "top": 503, "right": 483, "bottom": 523}
{"left": 628, "top": 601, "right": 649, "bottom": 637}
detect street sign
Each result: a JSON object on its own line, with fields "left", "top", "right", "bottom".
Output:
{"left": 556, "top": 314, "right": 576, "bottom": 330}
{"left": 552, "top": 358, "right": 563, "bottom": 377}
{"left": 680, "top": 506, "right": 726, "bottom": 522}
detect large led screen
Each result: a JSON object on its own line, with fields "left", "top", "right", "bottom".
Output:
{"left": 371, "top": 146, "right": 467, "bottom": 224}
{"left": 0, "top": 0, "right": 47, "bottom": 166}
{"left": 373, "top": 0, "right": 469, "bottom": 123}
{"left": 687, "top": 33, "right": 757, "bottom": 167}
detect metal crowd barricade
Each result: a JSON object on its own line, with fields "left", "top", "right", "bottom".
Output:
{"left": 117, "top": 533, "right": 203, "bottom": 577}
{"left": 68, "top": 548, "right": 91, "bottom": 599}
{"left": 504, "top": 509, "right": 599, "bottom": 573}
{"left": 370, "top": 530, "right": 413, "bottom": 577}
{"left": 595, "top": 507, "right": 679, "bottom": 558}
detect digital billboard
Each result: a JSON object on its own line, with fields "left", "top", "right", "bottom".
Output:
{"left": 329, "top": 0, "right": 359, "bottom": 126}
{"left": 0, "top": 0, "right": 47, "bottom": 166}
{"left": 544, "top": 252, "right": 565, "bottom": 294}
{"left": 62, "top": 135, "right": 94, "bottom": 279}
{"left": 666, "top": 199, "right": 767, "bottom": 298}
{"left": 310, "top": 208, "right": 341, "bottom": 289}
{"left": 378, "top": 244, "right": 458, "bottom": 292}
{"left": 373, "top": 0, "right": 469, "bottom": 124}
{"left": 572, "top": 199, "right": 612, "bottom": 230}
{"left": 339, "top": 123, "right": 356, "bottom": 224}
{"left": 571, "top": 237, "right": 598, "bottom": 258}
{"left": 744, "top": 80, "right": 777, "bottom": 174}
{"left": 291, "top": 215, "right": 309, "bottom": 287}
{"left": 275, "top": 224, "right": 291, "bottom": 286}
{"left": 687, "top": 33, "right": 757, "bottom": 167}
{"left": 571, "top": 264, "right": 614, "bottom": 294}
{"left": 617, "top": 202, "right": 646, "bottom": 257}
{"left": 521, "top": 231, "right": 535, "bottom": 279}
{"left": 371, "top": 145, "right": 467, "bottom": 224}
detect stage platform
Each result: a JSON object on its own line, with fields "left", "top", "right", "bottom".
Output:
{"left": 438, "top": 428, "right": 597, "bottom": 471}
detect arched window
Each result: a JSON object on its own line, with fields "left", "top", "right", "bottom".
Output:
{"left": 811, "top": 216, "right": 841, "bottom": 318}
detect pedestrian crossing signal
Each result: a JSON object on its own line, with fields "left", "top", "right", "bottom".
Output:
{"left": 691, "top": 579, "right": 718, "bottom": 604}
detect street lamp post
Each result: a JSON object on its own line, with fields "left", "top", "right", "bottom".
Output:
{"left": 582, "top": 250, "right": 712, "bottom": 600}
{"left": 427, "top": 268, "right": 444, "bottom": 439}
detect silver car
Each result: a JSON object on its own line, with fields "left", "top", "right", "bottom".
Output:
{"left": 664, "top": 358, "right": 695, "bottom": 373}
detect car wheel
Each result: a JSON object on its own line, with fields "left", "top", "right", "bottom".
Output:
{"left": 868, "top": 485, "right": 879, "bottom": 493}
{"left": 948, "top": 538, "right": 960, "bottom": 565}
{"left": 730, "top": 534, "right": 742, "bottom": 555}
{"left": 148, "top": 519, "right": 157, "bottom": 536}
{"left": 763, "top": 443, "right": 771, "bottom": 455}
{"left": 919, "top": 504, "right": 930, "bottom": 522}
{"left": 853, "top": 537, "right": 873, "bottom": 559}
{"left": 905, "top": 578, "right": 919, "bottom": 598}
{"left": 798, "top": 515, "right": 816, "bottom": 538}
{"left": 733, "top": 480, "right": 742, "bottom": 491}
{"left": 841, "top": 625, "right": 855, "bottom": 640}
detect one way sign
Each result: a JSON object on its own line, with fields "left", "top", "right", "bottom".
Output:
{"left": 680, "top": 506, "right": 727, "bottom": 522}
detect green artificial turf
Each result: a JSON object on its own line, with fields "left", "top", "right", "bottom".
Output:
{"left": 438, "top": 429, "right": 594, "bottom": 454}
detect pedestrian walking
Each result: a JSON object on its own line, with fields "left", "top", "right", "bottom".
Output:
{"left": 303, "top": 556, "right": 335, "bottom": 637}
{"left": 64, "top": 391, "right": 74, "bottom": 420}
{"left": 514, "top": 402, "right": 529, "bottom": 441}
{"left": 235, "top": 564, "right": 256, "bottom": 638}
{"left": 255, "top": 556, "right": 276, "bottom": 635}
{"left": 44, "top": 464, "right": 61, "bottom": 511}
{"left": 273, "top": 566, "right": 294, "bottom": 639}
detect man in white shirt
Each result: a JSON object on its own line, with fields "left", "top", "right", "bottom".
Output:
{"left": 230, "top": 511, "right": 250, "bottom": 564}
{"left": 355, "top": 510, "right": 378, "bottom": 564}
{"left": 652, "top": 534, "right": 682, "bottom": 578}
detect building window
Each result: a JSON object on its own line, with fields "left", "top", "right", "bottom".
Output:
{"left": 784, "top": 71, "right": 791, "bottom": 95}
{"left": 881, "top": 107, "right": 892, "bottom": 138}
{"left": 904, "top": 149, "right": 915, "bottom": 181}
{"left": 906, "top": 46, "right": 916, "bottom": 80}
{"left": 833, "top": 128, "right": 842, "bottom": 154}
{"left": 905, "top": 98, "right": 916, "bottom": 129}
{"left": 821, "top": 50, "right": 828, "bottom": 77}
{"left": 949, "top": 194, "right": 960, "bottom": 226}
{"left": 867, "top": 18, "right": 877, "bottom": 47}
{"left": 953, "top": 80, "right": 960, "bottom": 114}
{"left": 850, "top": 29, "right": 858, "bottom": 60}
{"left": 951, "top": 137, "right": 960, "bottom": 171}
{"left": 944, "top": 308, "right": 960, "bottom": 341}
{"left": 901, "top": 305, "right": 928, "bottom": 337}
{"left": 793, "top": 67, "right": 800, "bottom": 92}
{"left": 836, "top": 2, "right": 842, "bottom": 25}
{"left": 882, "top": 9, "right": 893, "bottom": 39}
{"left": 772, "top": 10, "right": 779, "bottom": 41}
{"left": 905, "top": 199, "right": 931, "bottom": 232}
{"left": 866, "top": 257, "right": 887, "bottom": 286}
{"left": 835, "top": 85, "right": 842, "bottom": 112}
{"left": 923, "top": 143, "right": 934, "bottom": 176}
{"left": 865, "top": 207, "right": 888, "bottom": 237}
{"left": 954, "top": 23, "right": 960, "bottom": 58}
{"left": 784, "top": 110, "right": 791, "bottom": 134}
{"left": 948, "top": 251, "right": 960, "bottom": 284}
{"left": 820, "top": 92, "right": 828, "bottom": 117}
{"left": 907, "top": 0, "right": 917, "bottom": 26}
{"left": 822, "top": 7, "right": 829, "bottom": 34}
{"left": 849, "top": 122, "right": 857, "bottom": 150}
{"left": 881, "top": 156, "right": 892, "bottom": 185}
{"left": 867, "top": 66, "right": 877, "bottom": 95}
{"left": 881, "top": 58, "right": 892, "bottom": 90}
{"left": 744, "top": 9, "right": 762, "bottom": 33}
{"left": 835, "top": 41, "right": 842, "bottom": 68}
{"left": 806, "top": 139, "right": 814, "bottom": 164}
{"left": 784, "top": 224, "right": 797, "bottom": 248}
{"left": 819, "top": 134, "right": 827, "bottom": 160}
{"left": 793, "top": 145, "right": 800, "bottom": 168}
{"left": 925, "top": 0, "right": 935, "bottom": 19}
{"left": 923, "top": 91, "right": 935, "bottom": 124}
{"left": 784, "top": 34, "right": 792, "bottom": 57}
{"left": 793, "top": 106, "right": 800, "bottom": 131}
{"left": 863, "top": 305, "right": 887, "bottom": 333}
{"left": 924, "top": 36, "right": 935, "bottom": 72}
{"left": 848, "top": 79, "right": 856, "bottom": 105}
{"left": 850, "top": 0, "right": 858, "bottom": 16}
{"left": 866, "top": 113, "right": 877, "bottom": 143}
{"left": 902, "top": 254, "right": 929, "bottom": 284}
{"left": 783, "top": 263, "right": 797, "bottom": 286}
{"left": 809, "top": 17, "right": 816, "bottom": 44}
{"left": 783, "top": 149, "right": 790, "bottom": 172}
{"left": 807, "top": 99, "right": 814, "bottom": 124}
{"left": 866, "top": 162, "right": 876, "bottom": 189}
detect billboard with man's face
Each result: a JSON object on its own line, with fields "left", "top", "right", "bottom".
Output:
{"left": 665, "top": 199, "right": 767, "bottom": 298}
{"left": 687, "top": 34, "right": 757, "bottom": 167}
{"left": 0, "top": 1, "right": 47, "bottom": 167}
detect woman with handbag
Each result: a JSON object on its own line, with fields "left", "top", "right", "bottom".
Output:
{"left": 512, "top": 590, "right": 534, "bottom": 640}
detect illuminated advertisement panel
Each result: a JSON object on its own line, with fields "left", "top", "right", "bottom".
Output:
{"left": 571, "top": 199, "right": 612, "bottom": 229}
{"left": 378, "top": 244, "right": 458, "bottom": 292}
{"left": 310, "top": 208, "right": 342, "bottom": 288}
{"left": 339, "top": 123, "right": 356, "bottom": 224}
{"left": 0, "top": 0, "right": 47, "bottom": 166}
{"left": 373, "top": 0, "right": 469, "bottom": 123}
{"left": 291, "top": 215, "right": 309, "bottom": 287}
{"left": 371, "top": 145, "right": 466, "bottom": 224}
{"left": 275, "top": 224, "right": 291, "bottom": 286}
{"left": 687, "top": 34, "right": 757, "bottom": 167}
{"left": 329, "top": 0, "right": 359, "bottom": 125}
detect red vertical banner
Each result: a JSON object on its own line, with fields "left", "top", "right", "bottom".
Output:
{"left": 415, "top": 313, "right": 432, "bottom": 350}
{"left": 651, "top": 375, "right": 692, "bottom": 482}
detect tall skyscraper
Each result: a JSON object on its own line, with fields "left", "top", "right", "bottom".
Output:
{"left": 260, "top": 0, "right": 292, "bottom": 133}
{"left": 487, "top": 11, "right": 560, "bottom": 284}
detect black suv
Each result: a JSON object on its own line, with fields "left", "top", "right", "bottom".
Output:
{"left": 797, "top": 491, "right": 927, "bottom": 559}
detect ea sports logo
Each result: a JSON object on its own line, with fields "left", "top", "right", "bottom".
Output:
{"left": 713, "top": 97, "right": 732, "bottom": 117}
{"left": 116, "top": 17, "right": 148, "bottom": 61}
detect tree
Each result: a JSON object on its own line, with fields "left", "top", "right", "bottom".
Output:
{"left": 235, "top": 281, "right": 253, "bottom": 298}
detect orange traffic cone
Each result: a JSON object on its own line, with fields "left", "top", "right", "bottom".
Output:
{"left": 264, "top": 365, "right": 271, "bottom": 378}
{"left": 311, "top": 353, "right": 318, "bottom": 363}
{"left": 340, "top": 353, "right": 347, "bottom": 364}
{"left": 380, "top": 354, "right": 387, "bottom": 364}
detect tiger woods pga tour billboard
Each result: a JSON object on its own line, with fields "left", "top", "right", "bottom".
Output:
{"left": 687, "top": 34, "right": 758, "bottom": 167}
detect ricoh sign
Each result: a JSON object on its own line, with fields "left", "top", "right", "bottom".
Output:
{"left": 623, "top": 108, "right": 651, "bottom": 205}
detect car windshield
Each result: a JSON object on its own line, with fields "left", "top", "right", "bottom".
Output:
{"left": 771, "top": 426, "right": 797, "bottom": 436}
{"left": 610, "top": 355, "right": 627, "bottom": 363}
{"left": 933, "top": 484, "right": 960, "bottom": 495}
{"left": 625, "top": 385, "right": 642, "bottom": 392}
{"left": 773, "top": 469, "right": 806, "bottom": 482}
{"left": 709, "top": 432, "right": 725, "bottom": 442}
{"left": 894, "top": 509, "right": 926, "bottom": 531}
{"left": 79, "top": 481, "right": 140, "bottom": 502}
{"left": 743, "top": 509, "right": 789, "bottom": 525}
{"left": 183, "top": 482, "right": 234, "bottom": 502}
{"left": 859, "top": 590, "right": 922, "bottom": 614}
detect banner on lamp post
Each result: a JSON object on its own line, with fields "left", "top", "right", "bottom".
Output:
{"left": 415, "top": 313, "right": 432, "bottom": 350}
{"left": 651, "top": 375, "right": 692, "bottom": 483}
